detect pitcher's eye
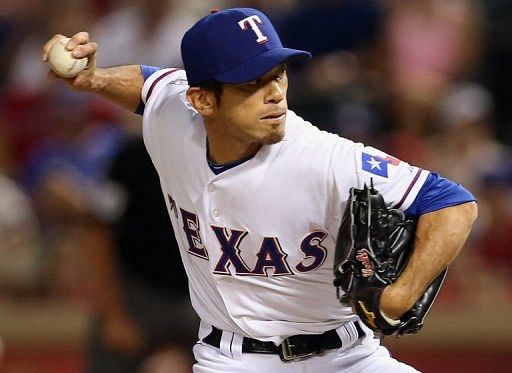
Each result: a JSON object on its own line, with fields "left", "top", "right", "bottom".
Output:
{"left": 275, "top": 68, "right": 286, "bottom": 81}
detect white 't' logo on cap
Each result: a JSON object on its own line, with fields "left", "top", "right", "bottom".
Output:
{"left": 238, "top": 15, "right": 268, "bottom": 44}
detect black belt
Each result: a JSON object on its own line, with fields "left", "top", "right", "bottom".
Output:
{"left": 203, "top": 322, "right": 364, "bottom": 362}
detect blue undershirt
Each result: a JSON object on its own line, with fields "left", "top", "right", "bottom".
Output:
{"left": 208, "top": 155, "right": 255, "bottom": 174}
{"left": 135, "top": 65, "right": 163, "bottom": 115}
{"left": 404, "top": 173, "right": 475, "bottom": 218}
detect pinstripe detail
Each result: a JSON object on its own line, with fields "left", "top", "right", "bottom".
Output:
{"left": 394, "top": 169, "right": 423, "bottom": 209}
{"left": 146, "top": 68, "right": 180, "bottom": 101}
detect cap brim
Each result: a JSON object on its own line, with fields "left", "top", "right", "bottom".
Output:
{"left": 214, "top": 48, "right": 311, "bottom": 84}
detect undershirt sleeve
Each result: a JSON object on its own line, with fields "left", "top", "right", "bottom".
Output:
{"left": 134, "top": 65, "right": 164, "bottom": 115}
{"left": 404, "top": 173, "right": 476, "bottom": 218}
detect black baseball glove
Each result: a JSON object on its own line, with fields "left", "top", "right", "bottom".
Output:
{"left": 333, "top": 185, "right": 447, "bottom": 336}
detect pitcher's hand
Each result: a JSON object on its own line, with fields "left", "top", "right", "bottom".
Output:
{"left": 42, "top": 32, "right": 98, "bottom": 92}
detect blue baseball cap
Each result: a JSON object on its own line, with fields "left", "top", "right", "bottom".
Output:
{"left": 181, "top": 8, "right": 312, "bottom": 86}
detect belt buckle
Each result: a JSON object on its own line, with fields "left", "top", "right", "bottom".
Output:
{"left": 279, "top": 337, "right": 314, "bottom": 362}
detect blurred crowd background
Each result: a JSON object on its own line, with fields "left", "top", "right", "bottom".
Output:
{"left": 1, "top": 0, "right": 512, "bottom": 372}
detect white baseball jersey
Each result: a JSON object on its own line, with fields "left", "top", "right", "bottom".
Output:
{"left": 141, "top": 69, "right": 429, "bottom": 345}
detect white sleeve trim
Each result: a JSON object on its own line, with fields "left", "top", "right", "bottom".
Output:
{"left": 141, "top": 68, "right": 183, "bottom": 104}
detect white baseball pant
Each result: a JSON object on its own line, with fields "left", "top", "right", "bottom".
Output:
{"left": 192, "top": 322, "right": 419, "bottom": 372}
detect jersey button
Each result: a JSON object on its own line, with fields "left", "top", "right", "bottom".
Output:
{"left": 212, "top": 209, "right": 219, "bottom": 217}
{"left": 208, "top": 184, "right": 216, "bottom": 192}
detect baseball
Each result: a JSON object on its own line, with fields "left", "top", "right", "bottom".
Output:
{"left": 48, "top": 38, "right": 88, "bottom": 78}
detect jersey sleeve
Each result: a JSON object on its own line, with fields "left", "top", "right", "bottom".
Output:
{"left": 141, "top": 68, "right": 192, "bottom": 172}
{"left": 134, "top": 65, "right": 164, "bottom": 115}
{"left": 353, "top": 145, "right": 429, "bottom": 210}
{"left": 330, "top": 141, "right": 430, "bottom": 214}
{"left": 141, "top": 68, "right": 188, "bottom": 107}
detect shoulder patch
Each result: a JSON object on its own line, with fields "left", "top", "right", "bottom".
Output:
{"left": 362, "top": 152, "right": 389, "bottom": 177}
{"left": 361, "top": 152, "right": 402, "bottom": 178}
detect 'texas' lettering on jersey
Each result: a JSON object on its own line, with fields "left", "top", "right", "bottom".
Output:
{"left": 179, "top": 206, "right": 328, "bottom": 276}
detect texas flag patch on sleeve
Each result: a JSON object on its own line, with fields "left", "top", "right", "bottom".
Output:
{"left": 353, "top": 146, "right": 428, "bottom": 210}
{"left": 361, "top": 152, "right": 402, "bottom": 178}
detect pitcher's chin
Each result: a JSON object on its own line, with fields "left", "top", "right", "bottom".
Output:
{"left": 262, "top": 129, "right": 285, "bottom": 145}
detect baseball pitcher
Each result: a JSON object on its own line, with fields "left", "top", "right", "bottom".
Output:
{"left": 42, "top": 7, "right": 477, "bottom": 373}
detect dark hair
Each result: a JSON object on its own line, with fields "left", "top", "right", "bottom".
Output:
{"left": 197, "top": 79, "right": 224, "bottom": 106}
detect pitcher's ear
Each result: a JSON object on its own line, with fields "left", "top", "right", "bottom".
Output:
{"left": 186, "top": 87, "right": 216, "bottom": 116}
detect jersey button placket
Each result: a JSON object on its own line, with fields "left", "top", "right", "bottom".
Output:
{"left": 207, "top": 182, "right": 219, "bottom": 217}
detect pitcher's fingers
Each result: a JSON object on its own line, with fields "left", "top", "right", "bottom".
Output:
{"left": 42, "top": 34, "right": 67, "bottom": 61}
{"left": 67, "top": 31, "right": 91, "bottom": 50}
{"left": 71, "top": 42, "right": 98, "bottom": 59}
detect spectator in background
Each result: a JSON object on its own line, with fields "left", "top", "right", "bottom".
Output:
{"left": 0, "top": 136, "right": 43, "bottom": 295}
{"left": 0, "top": 0, "right": 33, "bottom": 93}
{"left": 221, "top": 0, "right": 297, "bottom": 18}
{"left": 474, "top": 166, "right": 512, "bottom": 300}
{"left": 86, "top": 136, "right": 198, "bottom": 373}
{"left": 428, "top": 82, "right": 502, "bottom": 193}
{"left": 91, "top": 0, "right": 196, "bottom": 67}
{"left": 426, "top": 82, "right": 512, "bottom": 303}
{"left": 383, "top": 0, "right": 484, "bottom": 163}
{"left": 275, "top": 0, "right": 384, "bottom": 134}
{"left": 1, "top": 2, "right": 197, "bottom": 370}
{"left": 481, "top": 0, "right": 512, "bottom": 144}
{"left": 1, "top": 0, "right": 96, "bottom": 174}
{"left": 21, "top": 87, "right": 125, "bottom": 298}
{"left": 6, "top": 0, "right": 94, "bottom": 94}
{"left": 277, "top": 0, "right": 382, "bottom": 59}
{"left": 0, "top": 172, "right": 43, "bottom": 294}
{"left": 333, "top": 101, "right": 385, "bottom": 148}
